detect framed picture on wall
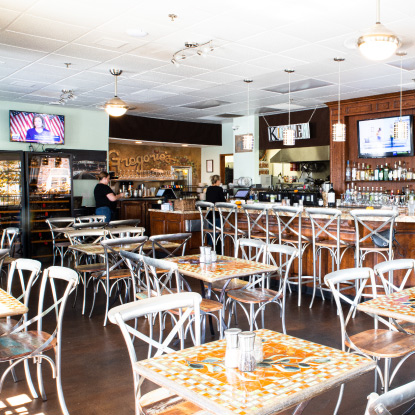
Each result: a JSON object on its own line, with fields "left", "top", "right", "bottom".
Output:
{"left": 206, "top": 159, "right": 214, "bottom": 173}
{"left": 235, "top": 134, "right": 254, "bottom": 153}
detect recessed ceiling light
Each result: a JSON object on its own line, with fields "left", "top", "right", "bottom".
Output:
{"left": 127, "top": 28, "right": 148, "bottom": 38}
{"left": 135, "top": 141, "right": 142, "bottom": 144}
{"left": 182, "top": 144, "right": 189, "bottom": 147}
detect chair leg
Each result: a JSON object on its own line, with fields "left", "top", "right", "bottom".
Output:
{"left": 82, "top": 272, "right": 87, "bottom": 315}
{"left": 55, "top": 353, "right": 70, "bottom": 415}
{"left": 249, "top": 303, "right": 254, "bottom": 331}
{"left": 89, "top": 279, "right": 99, "bottom": 319}
{"left": 384, "top": 358, "right": 390, "bottom": 393}
{"left": 333, "top": 384, "right": 345, "bottom": 415}
{"left": 24, "top": 359, "right": 38, "bottom": 399}
{"left": 37, "top": 359, "right": 46, "bottom": 401}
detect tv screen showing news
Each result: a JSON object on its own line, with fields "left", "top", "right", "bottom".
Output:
{"left": 10, "top": 110, "right": 65, "bottom": 145}
{"left": 358, "top": 115, "right": 413, "bottom": 158}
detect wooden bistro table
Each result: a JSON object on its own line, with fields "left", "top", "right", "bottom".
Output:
{"left": 134, "top": 328, "right": 375, "bottom": 415}
{"left": 0, "top": 288, "right": 28, "bottom": 318}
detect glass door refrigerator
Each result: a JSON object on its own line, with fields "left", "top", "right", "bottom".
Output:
{"left": 25, "top": 152, "right": 73, "bottom": 260}
{"left": 0, "top": 151, "right": 25, "bottom": 256}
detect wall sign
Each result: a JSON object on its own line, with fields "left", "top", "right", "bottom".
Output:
{"left": 268, "top": 123, "right": 310, "bottom": 142}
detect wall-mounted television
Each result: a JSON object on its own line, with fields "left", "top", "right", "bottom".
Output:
{"left": 10, "top": 110, "right": 65, "bottom": 145}
{"left": 358, "top": 115, "right": 413, "bottom": 158}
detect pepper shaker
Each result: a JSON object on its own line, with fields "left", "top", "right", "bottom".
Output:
{"left": 224, "top": 328, "right": 242, "bottom": 368}
{"left": 238, "top": 331, "right": 256, "bottom": 372}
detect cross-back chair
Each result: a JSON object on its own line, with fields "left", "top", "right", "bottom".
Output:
{"left": 195, "top": 201, "right": 219, "bottom": 249}
{"left": 325, "top": 267, "right": 415, "bottom": 415}
{"left": 108, "top": 292, "right": 208, "bottom": 415}
{"left": 107, "top": 219, "right": 141, "bottom": 228}
{"left": 89, "top": 236, "right": 148, "bottom": 326}
{"left": 108, "top": 226, "right": 145, "bottom": 239}
{"left": 45, "top": 217, "right": 75, "bottom": 266}
{"left": 0, "top": 266, "right": 78, "bottom": 415}
{"left": 242, "top": 203, "right": 277, "bottom": 245}
{"left": 1, "top": 227, "right": 20, "bottom": 270}
{"left": 148, "top": 233, "right": 191, "bottom": 259}
{"left": 72, "top": 221, "right": 108, "bottom": 230}
{"left": 75, "top": 214, "right": 106, "bottom": 223}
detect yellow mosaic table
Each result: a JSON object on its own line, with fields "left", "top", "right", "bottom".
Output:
{"left": 0, "top": 288, "right": 28, "bottom": 318}
{"left": 134, "top": 329, "right": 375, "bottom": 415}
{"left": 357, "top": 286, "right": 415, "bottom": 323}
{"left": 166, "top": 255, "right": 279, "bottom": 283}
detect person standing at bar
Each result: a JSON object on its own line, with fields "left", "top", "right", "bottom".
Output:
{"left": 94, "top": 171, "right": 124, "bottom": 222}
{"left": 205, "top": 175, "right": 225, "bottom": 251}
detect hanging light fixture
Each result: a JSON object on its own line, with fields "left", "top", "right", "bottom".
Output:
{"left": 242, "top": 79, "right": 254, "bottom": 151}
{"left": 332, "top": 58, "right": 346, "bottom": 142}
{"left": 283, "top": 69, "right": 295, "bottom": 146}
{"left": 394, "top": 51, "right": 408, "bottom": 140}
{"left": 104, "top": 69, "right": 130, "bottom": 117}
{"left": 357, "top": 0, "right": 400, "bottom": 61}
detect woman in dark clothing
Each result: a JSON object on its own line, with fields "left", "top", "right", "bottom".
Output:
{"left": 206, "top": 174, "right": 226, "bottom": 204}
{"left": 94, "top": 171, "right": 124, "bottom": 222}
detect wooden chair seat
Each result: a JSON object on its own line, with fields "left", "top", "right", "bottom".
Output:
{"left": 357, "top": 242, "right": 390, "bottom": 251}
{"left": 397, "top": 321, "right": 415, "bottom": 334}
{"left": 3, "top": 256, "right": 16, "bottom": 265}
{"left": 92, "top": 268, "right": 131, "bottom": 280}
{"left": 205, "top": 278, "right": 248, "bottom": 292}
{"left": 75, "top": 263, "right": 106, "bottom": 273}
{"left": 140, "top": 386, "right": 209, "bottom": 415}
{"left": 170, "top": 298, "right": 223, "bottom": 315}
{"left": 280, "top": 235, "right": 310, "bottom": 244}
{"left": 0, "top": 331, "right": 56, "bottom": 362}
{"left": 314, "top": 239, "right": 351, "bottom": 248}
{"left": 136, "top": 289, "right": 180, "bottom": 300}
{"left": 227, "top": 288, "right": 281, "bottom": 304}
{"left": 56, "top": 241, "right": 71, "bottom": 248}
{"left": 347, "top": 329, "right": 415, "bottom": 358}
{"left": 0, "top": 318, "right": 19, "bottom": 336}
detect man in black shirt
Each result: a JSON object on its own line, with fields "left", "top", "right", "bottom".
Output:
{"left": 94, "top": 171, "right": 124, "bottom": 222}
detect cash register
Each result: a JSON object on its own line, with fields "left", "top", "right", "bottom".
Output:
{"left": 155, "top": 188, "right": 177, "bottom": 202}
{"left": 234, "top": 189, "right": 250, "bottom": 200}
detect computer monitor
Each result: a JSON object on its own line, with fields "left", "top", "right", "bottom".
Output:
{"left": 156, "top": 188, "right": 177, "bottom": 200}
{"left": 234, "top": 189, "right": 250, "bottom": 199}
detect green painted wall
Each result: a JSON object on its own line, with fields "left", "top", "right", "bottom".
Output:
{"left": 0, "top": 101, "right": 109, "bottom": 206}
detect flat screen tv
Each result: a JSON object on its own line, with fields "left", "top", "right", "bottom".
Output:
{"left": 10, "top": 110, "right": 65, "bottom": 145}
{"left": 358, "top": 115, "right": 413, "bottom": 158}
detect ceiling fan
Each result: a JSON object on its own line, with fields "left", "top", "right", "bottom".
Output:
{"left": 344, "top": 0, "right": 412, "bottom": 60}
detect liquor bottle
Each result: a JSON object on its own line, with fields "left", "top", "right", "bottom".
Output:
{"left": 379, "top": 165, "right": 384, "bottom": 181}
{"left": 407, "top": 167, "right": 413, "bottom": 181}
{"left": 393, "top": 162, "right": 398, "bottom": 181}
{"left": 384, "top": 163, "right": 389, "bottom": 181}
{"left": 328, "top": 183, "right": 336, "bottom": 207}
{"left": 388, "top": 164, "right": 394, "bottom": 181}
{"left": 356, "top": 163, "right": 361, "bottom": 180}
{"left": 361, "top": 163, "right": 365, "bottom": 180}
{"left": 402, "top": 161, "right": 407, "bottom": 181}
{"left": 365, "top": 165, "right": 370, "bottom": 181}
{"left": 398, "top": 160, "right": 402, "bottom": 181}
{"left": 374, "top": 165, "right": 379, "bottom": 181}
{"left": 356, "top": 186, "right": 362, "bottom": 205}
{"left": 345, "top": 183, "right": 351, "bottom": 203}
{"left": 345, "top": 160, "right": 351, "bottom": 181}
{"left": 369, "top": 187, "right": 374, "bottom": 204}
{"left": 351, "top": 162, "right": 357, "bottom": 181}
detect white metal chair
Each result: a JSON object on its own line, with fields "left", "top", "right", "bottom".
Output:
{"left": 0, "top": 227, "right": 20, "bottom": 269}
{"left": 350, "top": 209, "right": 398, "bottom": 268}
{"left": 107, "top": 219, "right": 141, "bottom": 228}
{"left": 306, "top": 207, "right": 354, "bottom": 308}
{"left": 325, "top": 267, "right": 415, "bottom": 414}
{"left": 89, "top": 236, "right": 148, "bottom": 326}
{"left": 149, "top": 233, "right": 191, "bottom": 259}
{"left": 0, "top": 266, "right": 78, "bottom": 415}
{"left": 227, "top": 241, "right": 298, "bottom": 333}
{"left": 195, "top": 201, "right": 219, "bottom": 249}
{"left": 75, "top": 214, "right": 106, "bottom": 223}
{"left": 108, "top": 226, "right": 145, "bottom": 239}
{"left": 45, "top": 217, "right": 75, "bottom": 266}
{"left": 242, "top": 203, "right": 277, "bottom": 245}
{"left": 272, "top": 205, "right": 311, "bottom": 307}
{"left": 108, "top": 292, "right": 209, "bottom": 415}
{"left": 216, "top": 202, "right": 246, "bottom": 256}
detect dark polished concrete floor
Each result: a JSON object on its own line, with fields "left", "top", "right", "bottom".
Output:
{"left": 1, "top": 278, "right": 414, "bottom": 415}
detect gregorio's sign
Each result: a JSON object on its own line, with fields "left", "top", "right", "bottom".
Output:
{"left": 268, "top": 123, "right": 310, "bottom": 142}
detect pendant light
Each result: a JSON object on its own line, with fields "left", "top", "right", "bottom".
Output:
{"left": 332, "top": 58, "right": 346, "bottom": 142}
{"left": 357, "top": 0, "right": 400, "bottom": 61}
{"left": 104, "top": 69, "right": 130, "bottom": 117}
{"left": 283, "top": 69, "right": 295, "bottom": 146}
{"left": 394, "top": 51, "right": 408, "bottom": 140}
{"left": 243, "top": 79, "right": 254, "bottom": 151}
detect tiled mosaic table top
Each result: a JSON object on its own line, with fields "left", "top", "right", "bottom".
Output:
{"left": 134, "top": 329, "right": 375, "bottom": 415}
{"left": 166, "top": 255, "right": 279, "bottom": 283}
{"left": 357, "top": 286, "right": 415, "bottom": 323}
{"left": 0, "top": 288, "right": 27, "bottom": 318}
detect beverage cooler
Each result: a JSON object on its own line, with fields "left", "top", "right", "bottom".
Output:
{"left": 0, "top": 151, "right": 73, "bottom": 259}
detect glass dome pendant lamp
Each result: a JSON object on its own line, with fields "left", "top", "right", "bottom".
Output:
{"left": 394, "top": 52, "right": 408, "bottom": 141}
{"left": 283, "top": 69, "right": 295, "bottom": 146}
{"left": 332, "top": 58, "right": 346, "bottom": 142}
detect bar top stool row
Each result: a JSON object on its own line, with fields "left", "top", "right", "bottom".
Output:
{"left": 196, "top": 201, "right": 399, "bottom": 308}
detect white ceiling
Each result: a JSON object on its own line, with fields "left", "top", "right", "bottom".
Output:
{"left": 1, "top": 0, "right": 415, "bottom": 123}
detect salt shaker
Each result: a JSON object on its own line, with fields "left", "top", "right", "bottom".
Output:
{"left": 204, "top": 246, "right": 212, "bottom": 264}
{"left": 238, "top": 331, "right": 256, "bottom": 372}
{"left": 254, "top": 336, "right": 263, "bottom": 363}
{"left": 224, "top": 328, "right": 241, "bottom": 368}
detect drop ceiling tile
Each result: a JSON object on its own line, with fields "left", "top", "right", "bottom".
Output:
{"left": 388, "top": 57, "right": 415, "bottom": 71}
{"left": 152, "top": 84, "right": 197, "bottom": 94}
{"left": 193, "top": 71, "right": 243, "bottom": 84}
{"left": 0, "top": 7, "right": 20, "bottom": 29}
{"left": 169, "top": 78, "right": 217, "bottom": 90}
{"left": 130, "top": 89, "right": 176, "bottom": 102}
{"left": 0, "top": 44, "right": 46, "bottom": 61}
{"left": 156, "top": 64, "right": 209, "bottom": 77}
{"left": 212, "top": 44, "right": 270, "bottom": 63}
{"left": 181, "top": 55, "right": 236, "bottom": 71}
{"left": 0, "top": 80, "right": 48, "bottom": 93}
{"left": 1, "top": 30, "right": 65, "bottom": 52}
{"left": 56, "top": 44, "right": 122, "bottom": 61}
{"left": 118, "top": 78, "right": 160, "bottom": 90}
{"left": 221, "top": 63, "right": 273, "bottom": 78}
{"left": 182, "top": 100, "right": 229, "bottom": 109}
{"left": 132, "top": 71, "right": 185, "bottom": 84}
{"left": 345, "top": 74, "right": 411, "bottom": 90}
{"left": 247, "top": 54, "right": 309, "bottom": 71}
{"left": 0, "top": 91, "right": 23, "bottom": 99}
{"left": 129, "top": 42, "right": 174, "bottom": 61}
{"left": 0, "top": 0, "right": 37, "bottom": 12}
{"left": 92, "top": 55, "right": 166, "bottom": 76}
{"left": 37, "top": 54, "right": 100, "bottom": 71}
{"left": 151, "top": 94, "right": 204, "bottom": 106}
{"left": 321, "top": 64, "right": 400, "bottom": 84}
{"left": 11, "top": 63, "right": 77, "bottom": 81}
{"left": 8, "top": 15, "right": 89, "bottom": 42}
{"left": 185, "top": 84, "right": 243, "bottom": 99}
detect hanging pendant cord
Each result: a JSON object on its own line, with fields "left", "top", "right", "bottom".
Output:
{"left": 400, "top": 55, "right": 403, "bottom": 120}
{"left": 288, "top": 72, "right": 291, "bottom": 127}
{"left": 338, "top": 60, "right": 341, "bottom": 124}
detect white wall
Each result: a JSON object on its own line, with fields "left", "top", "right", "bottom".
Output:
{"left": 0, "top": 101, "right": 109, "bottom": 206}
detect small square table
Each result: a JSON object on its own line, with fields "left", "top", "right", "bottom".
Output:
{"left": 357, "top": 286, "right": 415, "bottom": 323}
{"left": 0, "top": 288, "right": 28, "bottom": 318}
{"left": 134, "top": 329, "right": 375, "bottom": 415}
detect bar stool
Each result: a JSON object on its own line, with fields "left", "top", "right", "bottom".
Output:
{"left": 306, "top": 208, "right": 354, "bottom": 308}
{"left": 45, "top": 217, "right": 75, "bottom": 266}
{"left": 215, "top": 202, "right": 246, "bottom": 256}
{"left": 271, "top": 205, "right": 310, "bottom": 307}
{"left": 242, "top": 204, "right": 277, "bottom": 245}
{"left": 195, "top": 201, "right": 219, "bottom": 249}
{"left": 350, "top": 209, "right": 398, "bottom": 268}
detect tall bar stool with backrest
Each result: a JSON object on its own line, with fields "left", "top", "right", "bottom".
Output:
{"left": 350, "top": 209, "right": 398, "bottom": 268}
{"left": 45, "top": 217, "right": 75, "bottom": 266}
{"left": 272, "top": 205, "right": 310, "bottom": 307}
{"left": 75, "top": 214, "right": 106, "bottom": 223}
{"left": 215, "top": 202, "right": 246, "bottom": 256}
{"left": 108, "top": 292, "right": 209, "bottom": 415}
{"left": 306, "top": 208, "right": 354, "bottom": 308}
{"left": 242, "top": 204, "right": 277, "bottom": 245}
{"left": 324, "top": 267, "right": 415, "bottom": 414}
{"left": 195, "top": 201, "right": 219, "bottom": 249}
{"left": 1, "top": 227, "right": 20, "bottom": 271}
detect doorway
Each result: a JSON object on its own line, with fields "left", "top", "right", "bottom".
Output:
{"left": 220, "top": 154, "right": 234, "bottom": 186}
